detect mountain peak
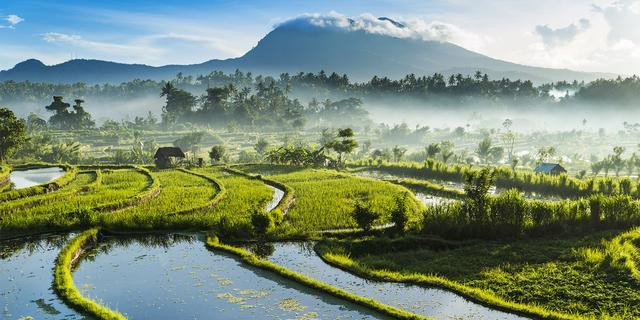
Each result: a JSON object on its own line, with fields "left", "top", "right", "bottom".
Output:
{"left": 13, "top": 59, "right": 46, "bottom": 70}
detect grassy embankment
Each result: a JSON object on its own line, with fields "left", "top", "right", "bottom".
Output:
{"left": 53, "top": 228, "right": 127, "bottom": 320}
{"left": 206, "top": 236, "right": 428, "bottom": 320}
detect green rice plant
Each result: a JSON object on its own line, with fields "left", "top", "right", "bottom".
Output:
{"left": 578, "top": 227, "right": 640, "bottom": 281}
{"left": 98, "top": 169, "right": 219, "bottom": 230}
{"left": 54, "top": 228, "right": 127, "bottom": 320}
{"left": 1, "top": 168, "right": 151, "bottom": 232}
{"left": 237, "top": 164, "right": 423, "bottom": 233}
{"left": 348, "top": 160, "right": 640, "bottom": 199}
{"left": 0, "top": 170, "right": 98, "bottom": 213}
{"left": 315, "top": 235, "right": 634, "bottom": 320}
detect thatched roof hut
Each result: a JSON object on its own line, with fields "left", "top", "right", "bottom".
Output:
{"left": 154, "top": 147, "right": 185, "bottom": 168}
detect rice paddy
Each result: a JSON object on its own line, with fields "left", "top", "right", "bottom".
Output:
{"left": 3, "top": 162, "right": 640, "bottom": 320}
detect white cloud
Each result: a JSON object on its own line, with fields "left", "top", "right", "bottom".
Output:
{"left": 279, "top": 12, "right": 488, "bottom": 51}
{"left": 6, "top": 15, "right": 24, "bottom": 26}
{"left": 535, "top": 18, "right": 590, "bottom": 48}
{"left": 1, "top": 14, "right": 24, "bottom": 29}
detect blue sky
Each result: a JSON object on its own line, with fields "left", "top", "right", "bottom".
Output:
{"left": 1, "top": 0, "right": 640, "bottom": 74}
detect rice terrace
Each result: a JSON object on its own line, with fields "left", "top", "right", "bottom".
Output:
{"left": 2, "top": 1, "right": 640, "bottom": 319}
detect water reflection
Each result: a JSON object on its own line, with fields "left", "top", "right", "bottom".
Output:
{"left": 0, "top": 234, "right": 85, "bottom": 320}
{"left": 262, "top": 242, "right": 529, "bottom": 320}
{"left": 74, "top": 233, "right": 391, "bottom": 319}
{"left": 9, "top": 167, "right": 64, "bottom": 189}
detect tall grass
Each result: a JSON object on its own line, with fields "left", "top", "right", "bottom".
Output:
{"left": 349, "top": 160, "right": 640, "bottom": 199}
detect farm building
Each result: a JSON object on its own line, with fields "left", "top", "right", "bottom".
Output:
{"left": 534, "top": 163, "right": 567, "bottom": 175}
{"left": 154, "top": 147, "right": 186, "bottom": 169}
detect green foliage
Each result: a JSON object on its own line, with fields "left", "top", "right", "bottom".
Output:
{"left": 391, "top": 192, "right": 413, "bottom": 234}
{"left": 251, "top": 209, "right": 275, "bottom": 235}
{"left": 208, "top": 145, "right": 227, "bottom": 163}
{"left": 238, "top": 165, "right": 421, "bottom": 232}
{"left": 352, "top": 200, "right": 380, "bottom": 231}
{"left": 326, "top": 128, "right": 358, "bottom": 165}
{"left": 0, "top": 107, "right": 27, "bottom": 163}
{"left": 45, "top": 97, "right": 95, "bottom": 130}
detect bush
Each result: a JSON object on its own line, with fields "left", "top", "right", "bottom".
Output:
{"left": 251, "top": 209, "right": 274, "bottom": 235}
{"left": 352, "top": 200, "right": 380, "bottom": 230}
{"left": 391, "top": 192, "right": 412, "bottom": 235}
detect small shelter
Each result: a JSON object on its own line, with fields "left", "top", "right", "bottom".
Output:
{"left": 154, "top": 147, "right": 185, "bottom": 169}
{"left": 534, "top": 163, "right": 567, "bottom": 176}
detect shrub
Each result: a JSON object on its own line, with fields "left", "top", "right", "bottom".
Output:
{"left": 391, "top": 192, "right": 412, "bottom": 235}
{"left": 352, "top": 200, "right": 380, "bottom": 231}
{"left": 251, "top": 209, "right": 274, "bottom": 235}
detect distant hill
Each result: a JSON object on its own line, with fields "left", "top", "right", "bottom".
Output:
{"left": 0, "top": 17, "right": 614, "bottom": 84}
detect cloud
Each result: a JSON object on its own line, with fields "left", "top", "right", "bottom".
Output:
{"left": 593, "top": 0, "right": 640, "bottom": 45}
{"left": 40, "top": 32, "right": 162, "bottom": 59}
{"left": 278, "top": 12, "right": 488, "bottom": 50}
{"left": 535, "top": 18, "right": 590, "bottom": 48}
{"left": 38, "top": 31, "right": 242, "bottom": 66}
{"left": 1, "top": 14, "right": 24, "bottom": 29}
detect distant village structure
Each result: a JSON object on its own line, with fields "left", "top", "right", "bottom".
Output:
{"left": 534, "top": 163, "right": 567, "bottom": 176}
{"left": 154, "top": 147, "right": 185, "bottom": 169}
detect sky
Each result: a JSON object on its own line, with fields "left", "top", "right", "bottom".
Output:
{"left": 1, "top": 0, "right": 639, "bottom": 75}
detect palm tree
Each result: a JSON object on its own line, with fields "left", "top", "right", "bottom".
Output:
{"left": 392, "top": 145, "right": 407, "bottom": 162}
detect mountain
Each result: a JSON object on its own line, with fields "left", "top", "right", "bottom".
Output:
{"left": 0, "top": 17, "right": 614, "bottom": 84}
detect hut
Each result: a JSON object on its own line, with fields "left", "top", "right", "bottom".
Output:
{"left": 154, "top": 147, "right": 186, "bottom": 169}
{"left": 534, "top": 163, "right": 567, "bottom": 176}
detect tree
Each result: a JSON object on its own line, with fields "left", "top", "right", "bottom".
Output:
{"left": 536, "top": 146, "right": 556, "bottom": 164}
{"left": 254, "top": 137, "right": 270, "bottom": 159}
{"left": 502, "top": 119, "right": 516, "bottom": 163}
{"left": 45, "top": 96, "right": 72, "bottom": 129}
{"left": 392, "top": 145, "right": 407, "bottom": 162}
{"left": 173, "top": 132, "right": 204, "bottom": 158}
{"left": 425, "top": 143, "right": 441, "bottom": 159}
{"left": 611, "top": 146, "right": 626, "bottom": 176}
{"left": 476, "top": 137, "right": 494, "bottom": 163}
{"left": 0, "top": 108, "right": 26, "bottom": 163}
{"left": 209, "top": 145, "right": 227, "bottom": 163}
{"left": 70, "top": 99, "right": 95, "bottom": 129}
{"left": 327, "top": 128, "right": 358, "bottom": 165}
{"left": 439, "top": 141, "right": 454, "bottom": 163}
{"left": 161, "top": 83, "right": 196, "bottom": 124}
{"left": 463, "top": 168, "right": 496, "bottom": 226}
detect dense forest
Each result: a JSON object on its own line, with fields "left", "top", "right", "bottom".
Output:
{"left": 2, "top": 70, "right": 640, "bottom": 111}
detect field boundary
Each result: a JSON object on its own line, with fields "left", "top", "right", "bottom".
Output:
{"left": 53, "top": 228, "right": 127, "bottom": 320}
{"left": 92, "top": 166, "right": 161, "bottom": 212}
{"left": 206, "top": 236, "right": 429, "bottom": 320}
{"left": 172, "top": 168, "right": 227, "bottom": 214}
{"left": 314, "top": 241, "right": 584, "bottom": 320}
